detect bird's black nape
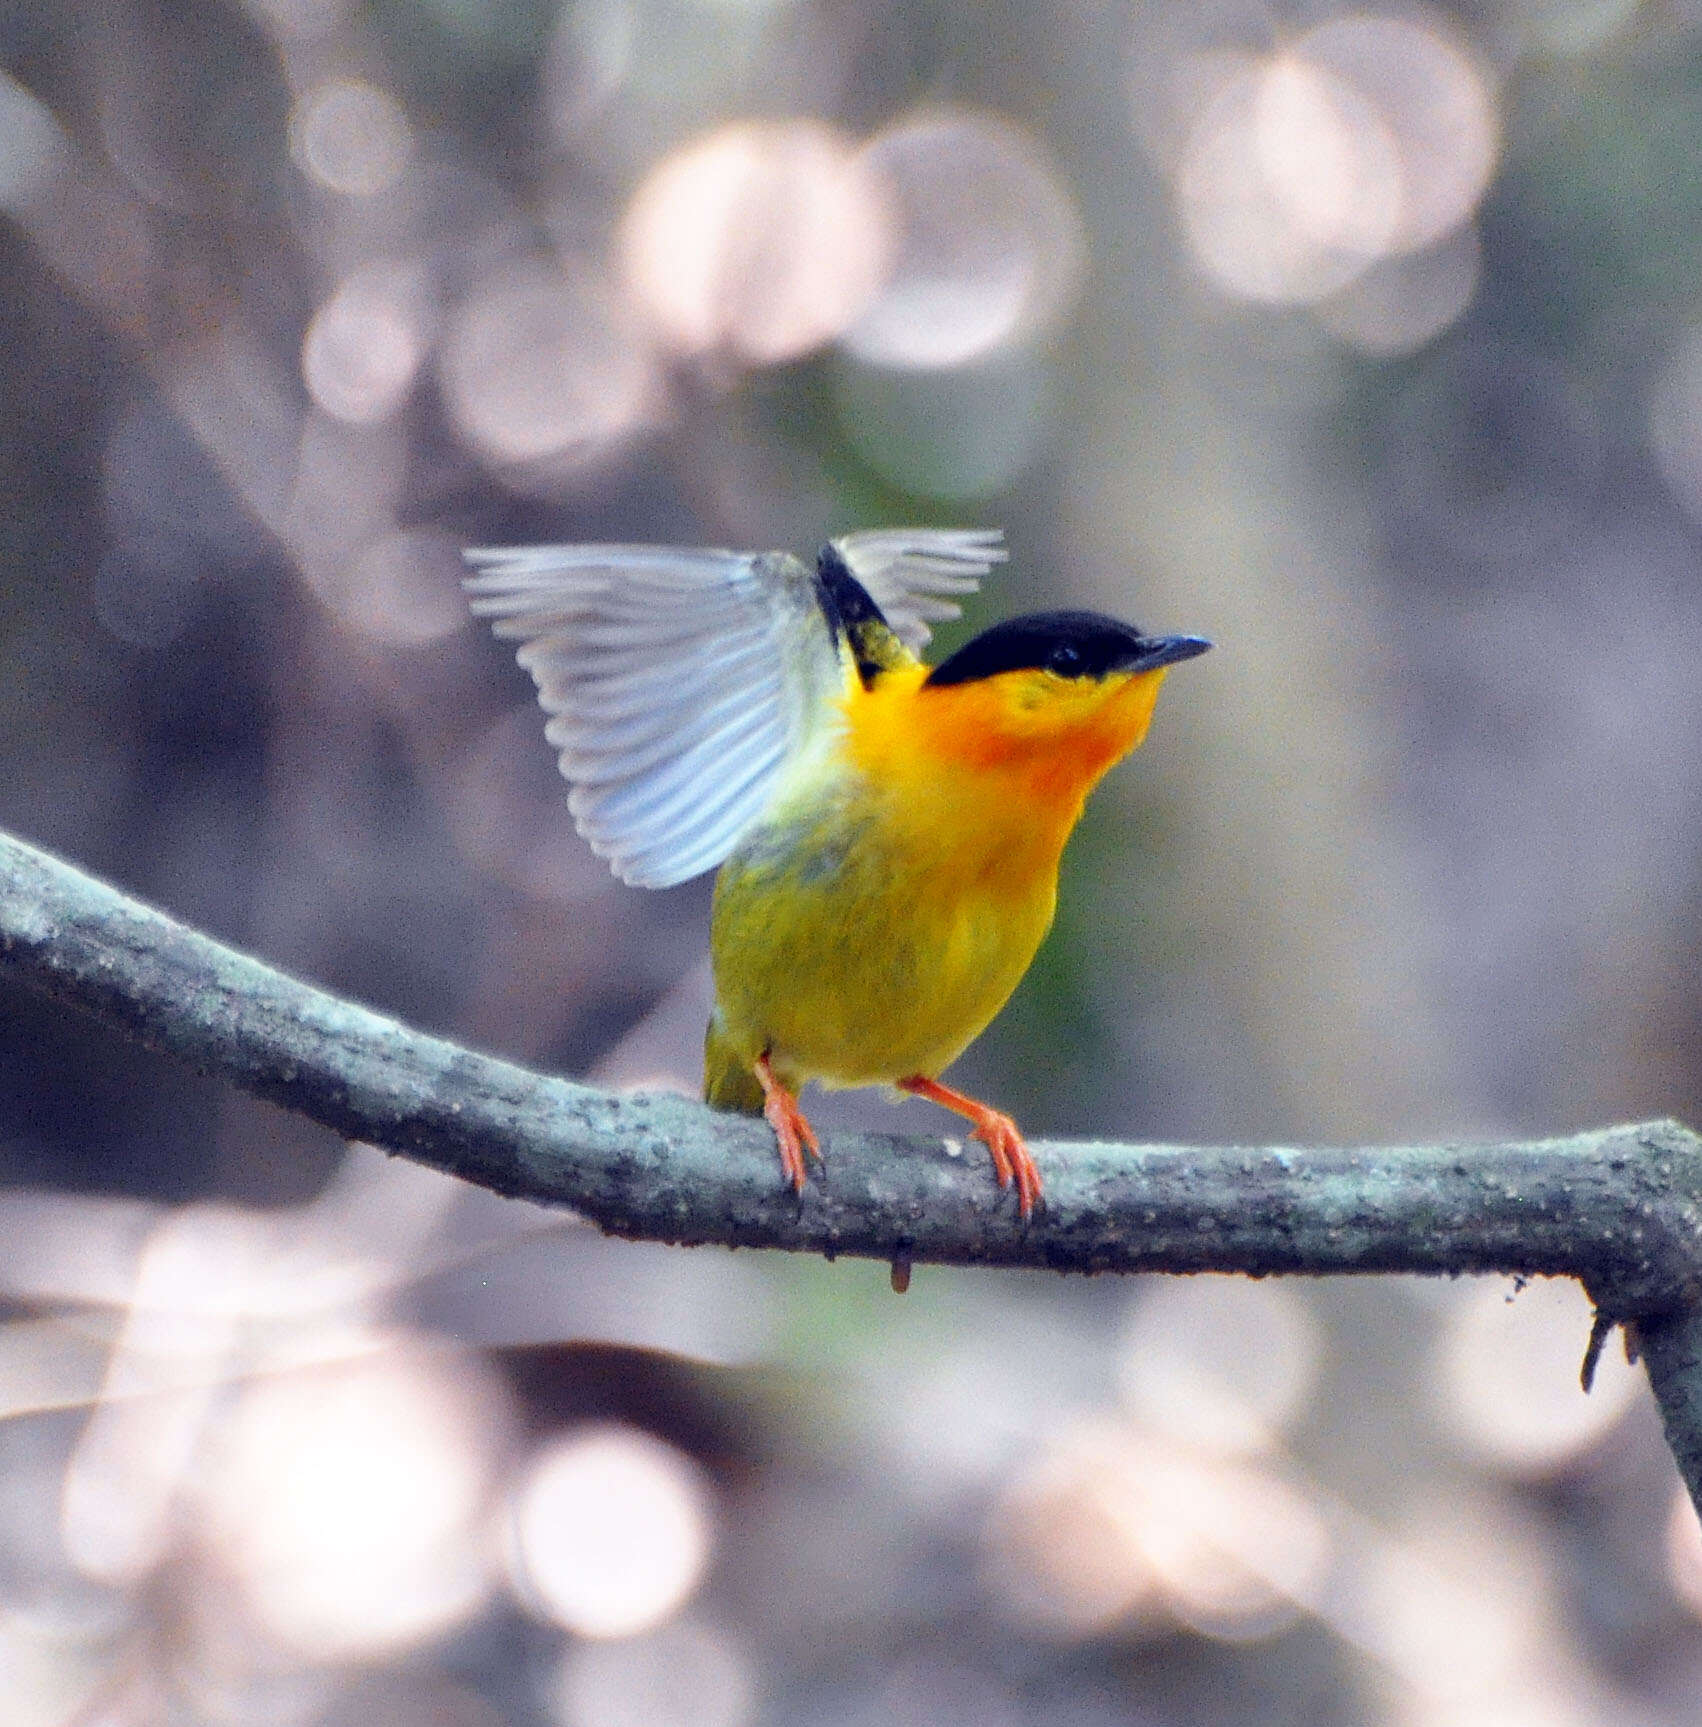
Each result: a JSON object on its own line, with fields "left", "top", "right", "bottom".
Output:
{"left": 815, "top": 543, "right": 908, "bottom": 685}
{"left": 926, "top": 609, "right": 1210, "bottom": 687}
{"left": 814, "top": 542, "right": 890, "bottom": 637}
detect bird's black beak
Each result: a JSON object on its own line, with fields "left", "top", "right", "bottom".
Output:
{"left": 1126, "top": 634, "right": 1212, "bottom": 673}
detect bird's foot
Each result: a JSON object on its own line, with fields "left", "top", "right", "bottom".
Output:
{"left": 754, "top": 1052, "right": 820, "bottom": 1195}
{"left": 899, "top": 1076, "right": 1042, "bottom": 1219}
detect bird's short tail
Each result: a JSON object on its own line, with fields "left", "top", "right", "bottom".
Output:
{"left": 703, "top": 1016, "right": 765, "bottom": 1114}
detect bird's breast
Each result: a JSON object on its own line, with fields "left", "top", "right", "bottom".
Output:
{"left": 708, "top": 756, "right": 1063, "bottom": 1088}
{"left": 708, "top": 663, "right": 1144, "bottom": 1086}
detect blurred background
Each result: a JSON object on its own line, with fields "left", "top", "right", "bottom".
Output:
{"left": 4, "top": 0, "right": 1702, "bottom": 1719}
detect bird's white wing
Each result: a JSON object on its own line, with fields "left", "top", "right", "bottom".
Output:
{"left": 464, "top": 544, "right": 839, "bottom": 888}
{"left": 831, "top": 527, "right": 1007, "bottom": 652}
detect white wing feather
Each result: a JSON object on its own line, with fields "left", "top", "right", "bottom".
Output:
{"left": 464, "top": 544, "right": 837, "bottom": 888}
{"left": 831, "top": 527, "right": 1007, "bottom": 651}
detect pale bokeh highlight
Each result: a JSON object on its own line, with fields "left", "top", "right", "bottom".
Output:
{"left": 1118, "top": 1274, "right": 1321, "bottom": 1457}
{"left": 983, "top": 1419, "right": 1331, "bottom": 1642}
{"left": 1173, "top": 13, "right": 1496, "bottom": 328}
{"left": 301, "top": 265, "right": 425, "bottom": 425}
{"left": 510, "top": 1425, "right": 715, "bottom": 1638}
{"left": 440, "top": 259, "right": 663, "bottom": 472}
{"left": 192, "top": 1336, "right": 505, "bottom": 1658}
{"left": 290, "top": 78, "right": 413, "bottom": 198}
{"left": 1317, "top": 224, "right": 1483, "bottom": 356}
{"left": 1433, "top": 1277, "right": 1642, "bottom": 1473}
{"left": 304, "top": 526, "right": 470, "bottom": 646}
{"left": 843, "top": 109, "right": 1084, "bottom": 370}
{"left": 619, "top": 120, "right": 891, "bottom": 364}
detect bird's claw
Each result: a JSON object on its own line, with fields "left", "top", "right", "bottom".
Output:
{"left": 971, "top": 1109, "right": 1042, "bottom": 1221}
{"left": 899, "top": 1075, "right": 1042, "bottom": 1220}
{"left": 766, "top": 1094, "right": 820, "bottom": 1194}
{"left": 755, "top": 1052, "right": 820, "bottom": 1196}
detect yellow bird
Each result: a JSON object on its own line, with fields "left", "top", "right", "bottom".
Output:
{"left": 466, "top": 529, "right": 1208, "bottom": 1217}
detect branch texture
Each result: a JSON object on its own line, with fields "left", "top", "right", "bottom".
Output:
{"left": 2, "top": 826, "right": 1700, "bottom": 1306}
{"left": 9, "top": 825, "right": 1702, "bottom": 1501}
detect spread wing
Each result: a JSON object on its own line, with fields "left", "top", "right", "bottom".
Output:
{"left": 830, "top": 527, "right": 1007, "bottom": 652}
{"left": 464, "top": 544, "right": 842, "bottom": 888}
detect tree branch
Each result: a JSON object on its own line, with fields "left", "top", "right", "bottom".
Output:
{"left": 6, "top": 826, "right": 1702, "bottom": 1502}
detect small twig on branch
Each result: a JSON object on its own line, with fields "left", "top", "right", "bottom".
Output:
{"left": 4, "top": 825, "right": 1702, "bottom": 1508}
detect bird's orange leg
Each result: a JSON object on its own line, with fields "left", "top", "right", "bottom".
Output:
{"left": 754, "top": 1052, "right": 820, "bottom": 1196}
{"left": 898, "top": 1076, "right": 1042, "bottom": 1219}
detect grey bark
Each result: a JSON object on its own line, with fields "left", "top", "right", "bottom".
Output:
{"left": 4, "top": 827, "right": 1702, "bottom": 1504}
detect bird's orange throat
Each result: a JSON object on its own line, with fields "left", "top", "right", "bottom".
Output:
{"left": 845, "top": 662, "right": 1169, "bottom": 863}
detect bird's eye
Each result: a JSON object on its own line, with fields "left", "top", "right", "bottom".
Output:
{"left": 1047, "top": 642, "right": 1084, "bottom": 676}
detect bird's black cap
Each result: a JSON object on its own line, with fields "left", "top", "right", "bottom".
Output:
{"left": 925, "top": 609, "right": 1211, "bottom": 687}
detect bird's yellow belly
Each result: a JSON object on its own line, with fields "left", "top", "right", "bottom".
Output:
{"left": 709, "top": 796, "right": 1057, "bottom": 1089}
